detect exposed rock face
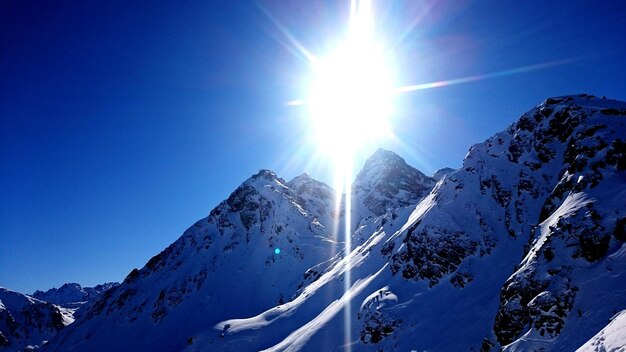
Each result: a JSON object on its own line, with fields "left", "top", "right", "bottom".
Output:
{"left": 491, "top": 95, "right": 626, "bottom": 349}
{"left": 358, "top": 287, "right": 402, "bottom": 344}
{"left": 389, "top": 222, "right": 480, "bottom": 286}
{"left": 287, "top": 173, "right": 336, "bottom": 224}
{"left": 376, "top": 95, "right": 626, "bottom": 350}
{"left": 43, "top": 169, "right": 344, "bottom": 352}
{"left": 0, "top": 288, "right": 73, "bottom": 352}
{"left": 39, "top": 95, "right": 626, "bottom": 352}
{"left": 432, "top": 167, "right": 456, "bottom": 181}
{"left": 353, "top": 148, "right": 435, "bottom": 217}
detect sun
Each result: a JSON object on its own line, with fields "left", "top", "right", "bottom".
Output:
{"left": 306, "top": 1, "right": 394, "bottom": 166}
{"left": 308, "top": 44, "right": 393, "bottom": 154}
{"left": 302, "top": 2, "right": 393, "bottom": 349}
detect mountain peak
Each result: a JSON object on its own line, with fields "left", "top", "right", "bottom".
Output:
{"left": 39, "top": 96, "right": 626, "bottom": 352}
{"left": 542, "top": 93, "right": 596, "bottom": 106}
{"left": 354, "top": 149, "right": 435, "bottom": 216}
{"left": 287, "top": 173, "right": 336, "bottom": 221}
{"left": 288, "top": 172, "right": 313, "bottom": 184}
{"left": 432, "top": 167, "right": 456, "bottom": 181}
{"left": 363, "top": 148, "right": 405, "bottom": 167}
{"left": 355, "top": 148, "right": 428, "bottom": 187}
{"left": 538, "top": 94, "right": 626, "bottom": 113}
{"left": 250, "top": 169, "right": 279, "bottom": 181}
{"left": 288, "top": 173, "right": 333, "bottom": 193}
{"left": 237, "top": 169, "right": 288, "bottom": 192}
{"left": 0, "top": 287, "right": 73, "bottom": 351}
{"left": 32, "top": 282, "right": 119, "bottom": 308}
{"left": 225, "top": 169, "right": 289, "bottom": 216}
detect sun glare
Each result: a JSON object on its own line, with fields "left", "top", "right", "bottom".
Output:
{"left": 302, "top": 1, "right": 394, "bottom": 350}
{"left": 307, "top": 1, "right": 393, "bottom": 165}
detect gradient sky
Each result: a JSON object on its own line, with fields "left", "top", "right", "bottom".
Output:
{"left": 2, "top": 1, "right": 626, "bottom": 294}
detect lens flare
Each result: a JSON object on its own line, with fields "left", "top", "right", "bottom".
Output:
{"left": 394, "top": 58, "right": 578, "bottom": 93}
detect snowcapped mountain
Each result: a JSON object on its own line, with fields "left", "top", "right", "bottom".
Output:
{"left": 42, "top": 170, "right": 344, "bottom": 351}
{"left": 432, "top": 167, "right": 456, "bottom": 181}
{"left": 33, "top": 283, "right": 118, "bottom": 309}
{"left": 39, "top": 149, "right": 436, "bottom": 352}
{"left": 0, "top": 288, "right": 74, "bottom": 352}
{"left": 0, "top": 282, "right": 118, "bottom": 352}
{"left": 286, "top": 172, "right": 337, "bottom": 226}
{"left": 380, "top": 94, "right": 626, "bottom": 351}
{"left": 41, "top": 94, "right": 625, "bottom": 352}
{"left": 488, "top": 95, "right": 626, "bottom": 351}
{"left": 353, "top": 148, "right": 435, "bottom": 218}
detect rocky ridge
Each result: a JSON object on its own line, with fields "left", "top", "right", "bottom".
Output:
{"left": 33, "top": 283, "right": 118, "bottom": 309}
{"left": 33, "top": 95, "right": 626, "bottom": 351}
{"left": 0, "top": 288, "right": 74, "bottom": 352}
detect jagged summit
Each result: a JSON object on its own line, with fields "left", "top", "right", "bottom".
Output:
{"left": 251, "top": 168, "right": 277, "bottom": 179}
{"left": 288, "top": 173, "right": 336, "bottom": 222}
{"left": 362, "top": 148, "right": 405, "bottom": 165}
{"left": 541, "top": 93, "right": 603, "bottom": 105}
{"left": 244, "top": 168, "right": 283, "bottom": 185}
{"left": 235, "top": 149, "right": 438, "bottom": 221}
{"left": 288, "top": 172, "right": 312, "bottom": 182}
{"left": 39, "top": 95, "right": 626, "bottom": 352}
{"left": 354, "top": 148, "right": 435, "bottom": 216}
{"left": 432, "top": 167, "right": 456, "bottom": 181}
{"left": 33, "top": 282, "right": 118, "bottom": 308}
{"left": 0, "top": 282, "right": 119, "bottom": 352}
{"left": 287, "top": 172, "right": 331, "bottom": 192}
{"left": 355, "top": 148, "right": 429, "bottom": 186}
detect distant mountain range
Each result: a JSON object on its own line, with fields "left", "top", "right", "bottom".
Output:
{"left": 2, "top": 94, "right": 624, "bottom": 351}
{"left": 0, "top": 283, "right": 117, "bottom": 351}
{"left": 32, "top": 283, "right": 118, "bottom": 310}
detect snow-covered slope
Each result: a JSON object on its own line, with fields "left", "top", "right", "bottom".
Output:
{"left": 375, "top": 95, "right": 626, "bottom": 351}
{"left": 0, "top": 288, "right": 74, "bottom": 351}
{"left": 490, "top": 95, "right": 626, "bottom": 351}
{"left": 33, "top": 283, "right": 118, "bottom": 309}
{"left": 42, "top": 170, "right": 347, "bottom": 351}
{"left": 43, "top": 94, "right": 626, "bottom": 352}
{"left": 577, "top": 309, "right": 626, "bottom": 352}
{"left": 217, "top": 95, "right": 625, "bottom": 352}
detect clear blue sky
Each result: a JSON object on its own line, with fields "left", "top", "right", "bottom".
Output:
{"left": 2, "top": 1, "right": 625, "bottom": 293}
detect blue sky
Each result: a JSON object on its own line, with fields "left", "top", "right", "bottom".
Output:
{"left": 2, "top": 1, "right": 626, "bottom": 293}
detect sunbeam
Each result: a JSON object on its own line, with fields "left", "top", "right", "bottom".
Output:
{"left": 255, "top": 3, "right": 316, "bottom": 64}
{"left": 302, "top": 0, "right": 394, "bottom": 349}
{"left": 394, "top": 58, "right": 578, "bottom": 93}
